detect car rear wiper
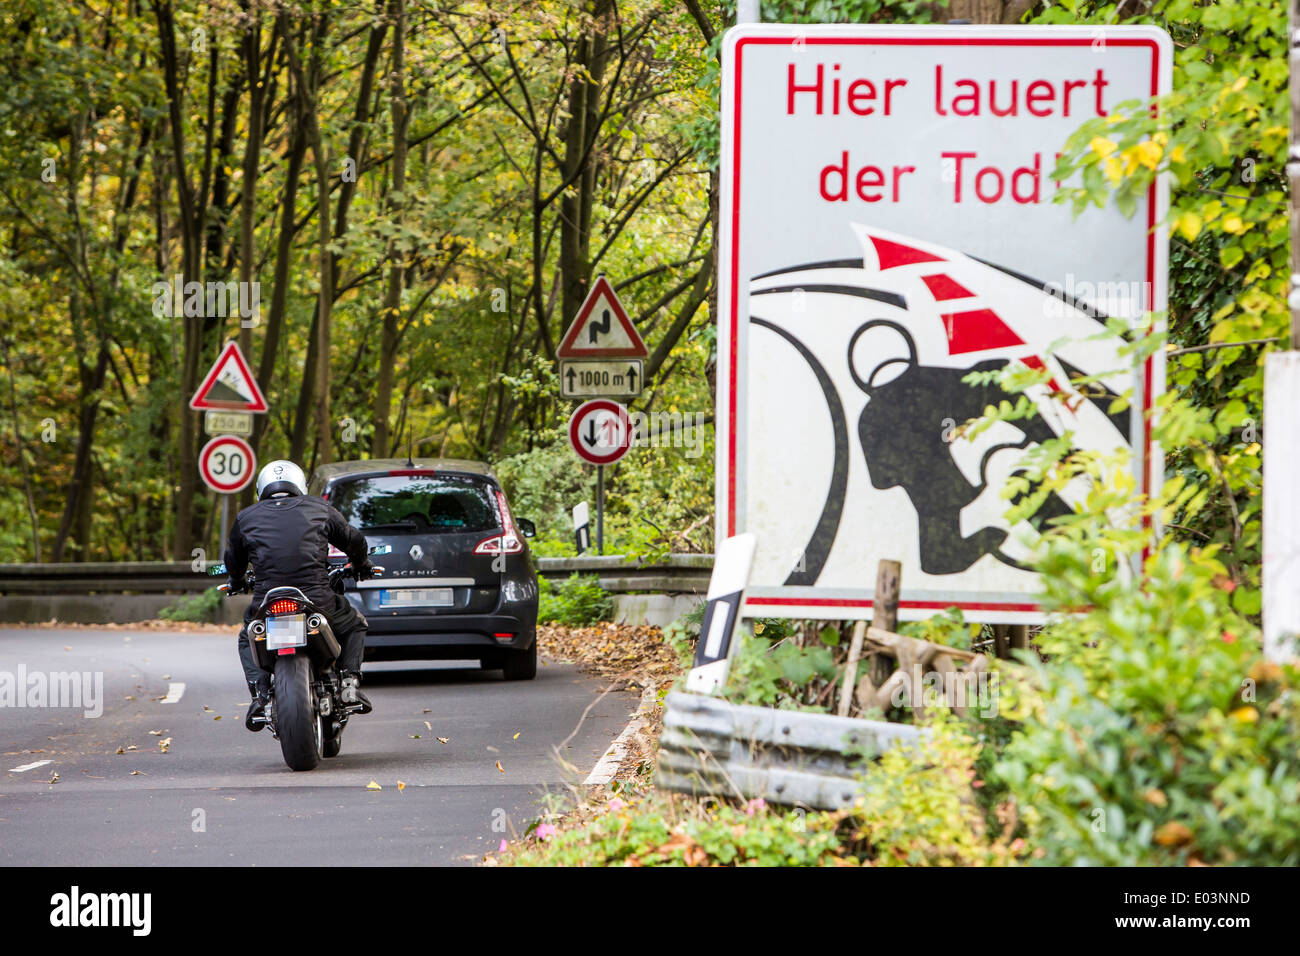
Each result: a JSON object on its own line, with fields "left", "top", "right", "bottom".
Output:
{"left": 360, "top": 522, "right": 418, "bottom": 531}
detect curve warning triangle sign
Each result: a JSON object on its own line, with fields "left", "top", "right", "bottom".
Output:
{"left": 189, "top": 341, "right": 268, "bottom": 412}
{"left": 557, "top": 276, "right": 648, "bottom": 359}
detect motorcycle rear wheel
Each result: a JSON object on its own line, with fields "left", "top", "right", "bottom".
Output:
{"left": 274, "top": 653, "right": 322, "bottom": 771}
{"left": 323, "top": 719, "right": 343, "bottom": 758}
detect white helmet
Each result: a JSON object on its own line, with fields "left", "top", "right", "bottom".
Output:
{"left": 256, "top": 460, "right": 308, "bottom": 500}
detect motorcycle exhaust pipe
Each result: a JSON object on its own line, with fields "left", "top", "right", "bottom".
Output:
{"left": 306, "top": 614, "right": 341, "bottom": 659}
{"left": 250, "top": 620, "right": 266, "bottom": 636}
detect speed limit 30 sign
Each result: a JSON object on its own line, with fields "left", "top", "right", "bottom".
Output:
{"left": 199, "top": 435, "right": 256, "bottom": 494}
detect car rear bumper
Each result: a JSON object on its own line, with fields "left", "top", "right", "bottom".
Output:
{"left": 357, "top": 612, "right": 535, "bottom": 662}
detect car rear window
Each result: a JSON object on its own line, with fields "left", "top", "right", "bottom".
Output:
{"left": 329, "top": 475, "right": 498, "bottom": 534}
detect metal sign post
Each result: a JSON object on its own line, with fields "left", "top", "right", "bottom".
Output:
{"left": 597, "top": 465, "right": 604, "bottom": 555}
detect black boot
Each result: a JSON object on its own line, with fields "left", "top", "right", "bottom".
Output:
{"left": 245, "top": 679, "right": 271, "bottom": 732}
{"left": 340, "top": 672, "right": 372, "bottom": 713}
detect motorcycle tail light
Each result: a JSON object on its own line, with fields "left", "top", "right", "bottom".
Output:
{"left": 269, "top": 599, "right": 301, "bottom": 616}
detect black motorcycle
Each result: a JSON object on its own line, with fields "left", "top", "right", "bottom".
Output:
{"left": 208, "top": 545, "right": 390, "bottom": 771}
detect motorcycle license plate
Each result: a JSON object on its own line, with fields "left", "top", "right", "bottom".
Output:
{"left": 266, "top": 614, "right": 307, "bottom": 649}
{"left": 379, "top": 588, "right": 453, "bottom": 608}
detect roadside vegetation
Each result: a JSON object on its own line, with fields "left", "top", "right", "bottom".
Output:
{"left": 495, "top": 0, "right": 1298, "bottom": 867}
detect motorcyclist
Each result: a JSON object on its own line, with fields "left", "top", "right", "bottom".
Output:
{"left": 223, "top": 459, "right": 374, "bottom": 731}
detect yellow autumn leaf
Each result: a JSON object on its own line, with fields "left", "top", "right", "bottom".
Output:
{"left": 496, "top": 761, "right": 505, "bottom": 773}
{"left": 1230, "top": 75, "right": 1248, "bottom": 93}
{"left": 1104, "top": 157, "right": 1123, "bottom": 183}
{"left": 1221, "top": 216, "right": 1245, "bottom": 235}
{"left": 366, "top": 780, "right": 382, "bottom": 790}
{"left": 1229, "top": 706, "right": 1259, "bottom": 724}
{"left": 1134, "top": 140, "right": 1162, "bottom": 170}
{"left": 397, "top": 781, "right": 406, "bottom": 792}
{"left": 1090, "top": 136, "right": 1118, "bottom": 158}
{"left": 1176, "top": 211, "right": 1203, "bottom": 241}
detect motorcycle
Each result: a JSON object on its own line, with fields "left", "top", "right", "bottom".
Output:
{"left": 208, "top": 545, "right": 391, "bottom": 771}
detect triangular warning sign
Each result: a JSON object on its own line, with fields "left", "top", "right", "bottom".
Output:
{"left": 189, "top": 341, "right": 268, "bottom": 412}
{"left": 557, "top": 276, "right": 648, "bottom": 359}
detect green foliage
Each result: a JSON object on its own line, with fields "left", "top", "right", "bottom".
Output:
{"left": 509, "top": 709, "right": 1016, "bottom": 867}
{"left": 509, "top": 793, "right": 852, "bottom": 867}
{"left": 993, "top": 538, "right": 1300, "bottom": 865}
{"left": 537, "top": 573, "right": 614, "bottom": 627}
{"left": 724, "top": 623, "right": 839, "bottom": 710}
{"left": 899, "top": 606, "right": 976, "bottom": 651}
{"left": 662, "top": 599, "right": 705, "bottom": 669}
{"left": 1035, "top": 0, "right": 1284, "bottom": 592}
{"left": 158, "top": 588, "right": 221, "bottom": 624}
{"left": 853, "top": 711, "right": 1019, "bottom": 866}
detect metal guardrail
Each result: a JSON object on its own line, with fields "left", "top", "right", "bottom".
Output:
{"left": 0, "top": 555, "right": 714, "bottom": 596}
{"left": 657, "top": 690, "right": 923, "bottom": 810}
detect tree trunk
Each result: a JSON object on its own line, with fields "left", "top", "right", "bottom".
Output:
{"left": 372, "top": 0, "right": 407, "bottom": 459}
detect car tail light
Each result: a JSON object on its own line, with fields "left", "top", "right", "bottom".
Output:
{"left": 269, "top": 599, "right": 301, "bottom": 616}
{"left": 494, "top": 632, "right": 515, "bottom": 642}
{"left": 473, "top": 490, "right": 524, "bottom": 556}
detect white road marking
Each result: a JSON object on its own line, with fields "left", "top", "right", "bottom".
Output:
{"left": 9, "top": 760, "right": 53, "bottom": 773}
{"left": 583, "top": 685, "right": 657, "bottom": 787}
{"left": 161, "top": 682, "right": 186, "bottom": 704}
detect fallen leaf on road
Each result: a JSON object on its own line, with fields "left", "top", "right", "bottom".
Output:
{"left": 63, "top": 646, "right": 71, "bottom": 651}
{"left": 422, "top": 708, "right": 431, "bottom": 714}
{"left": 203, "top": 706, "right": 214, "bottom": 712}
{"left": 496, "top": 761, "right": 505, "bottom": 773}
{"left": 409, "top": 734, "right": 421, "bottom": 739}
{"left": 436, "top": 737, "right": 448, "bottom": 744}
{"left": 397, "top": 781, "right": 406, "bottom": 792}
{"left": 48, "top": 773, "right": 59, "bottom": 784}
{"left": 149, "top": 730, "right": 163, "bottom": 736}
{"left": 126, "top": 745, "right": 138, "bottom": 751}
{"left": 213, "top": 716, "right": 221, "bottom": 721}
{"left": 130, "top": 770, "right": 145, "bottom": 775}
{"left": 486, "top": 745, "right": 499, "bottom": 753}
{"left": 158, "top": 737, "right": 172, "bottom": 753}
{"left": 513, "top": 732, "right": 520, "bottom": 740}
{"left": 115, "top": 746, "right": 125, "bottom": 755}
{"left": 162, "top": 674, "right": 171, "bottom": 680}
{"left": 366, "top": 780, "right": 382, "bottom": 790}
{"left": 124, "top": 696, "right": 135, "bottom": 701}
{"left": 424, "top": 721, "right": 431, "bottom": 731}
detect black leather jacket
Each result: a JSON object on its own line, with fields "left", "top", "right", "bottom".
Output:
{"left": 223, "top": 494, "right": 370, "bottom": 610}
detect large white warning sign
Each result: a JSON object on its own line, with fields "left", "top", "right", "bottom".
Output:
{"left": 717, "top": 24, "right": 1170, "bottom": 623}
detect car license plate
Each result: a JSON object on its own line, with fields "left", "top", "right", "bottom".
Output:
{"left": 379, "top": 588, "right": 454, "bottom": 608}
{"left": 266, "top": 614, "right": 307, "bottom": 649}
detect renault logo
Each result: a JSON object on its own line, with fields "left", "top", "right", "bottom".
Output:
{"left": 409, "top": 544, "right": 424, "bottom": 561}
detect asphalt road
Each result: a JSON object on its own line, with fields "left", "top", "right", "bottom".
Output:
{"left": 0, "top": 627, "right": 635, "bottom": 866}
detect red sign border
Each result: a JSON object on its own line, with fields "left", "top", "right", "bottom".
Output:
{"left": 557, "top": 276, "right": 649, "bottom": 359}
{"left": 568, "top": 399, "right": 632, "bottom": 466}
{"left": 724, "top": 32, "right": 1166, "bottom": 617}
{"left": 199, "top": 435, "right": 256, "bottom": 494}
{"left": 189, "top": 341, "right": 269, "bottom": 412}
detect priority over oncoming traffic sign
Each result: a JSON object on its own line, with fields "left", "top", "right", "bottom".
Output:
{"left": 716, "top": 24, "right": 1171, "bottom": 623}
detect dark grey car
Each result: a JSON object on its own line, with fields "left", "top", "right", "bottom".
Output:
{"left": 308, "top": 458, "right": 539, "bottom": 680}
